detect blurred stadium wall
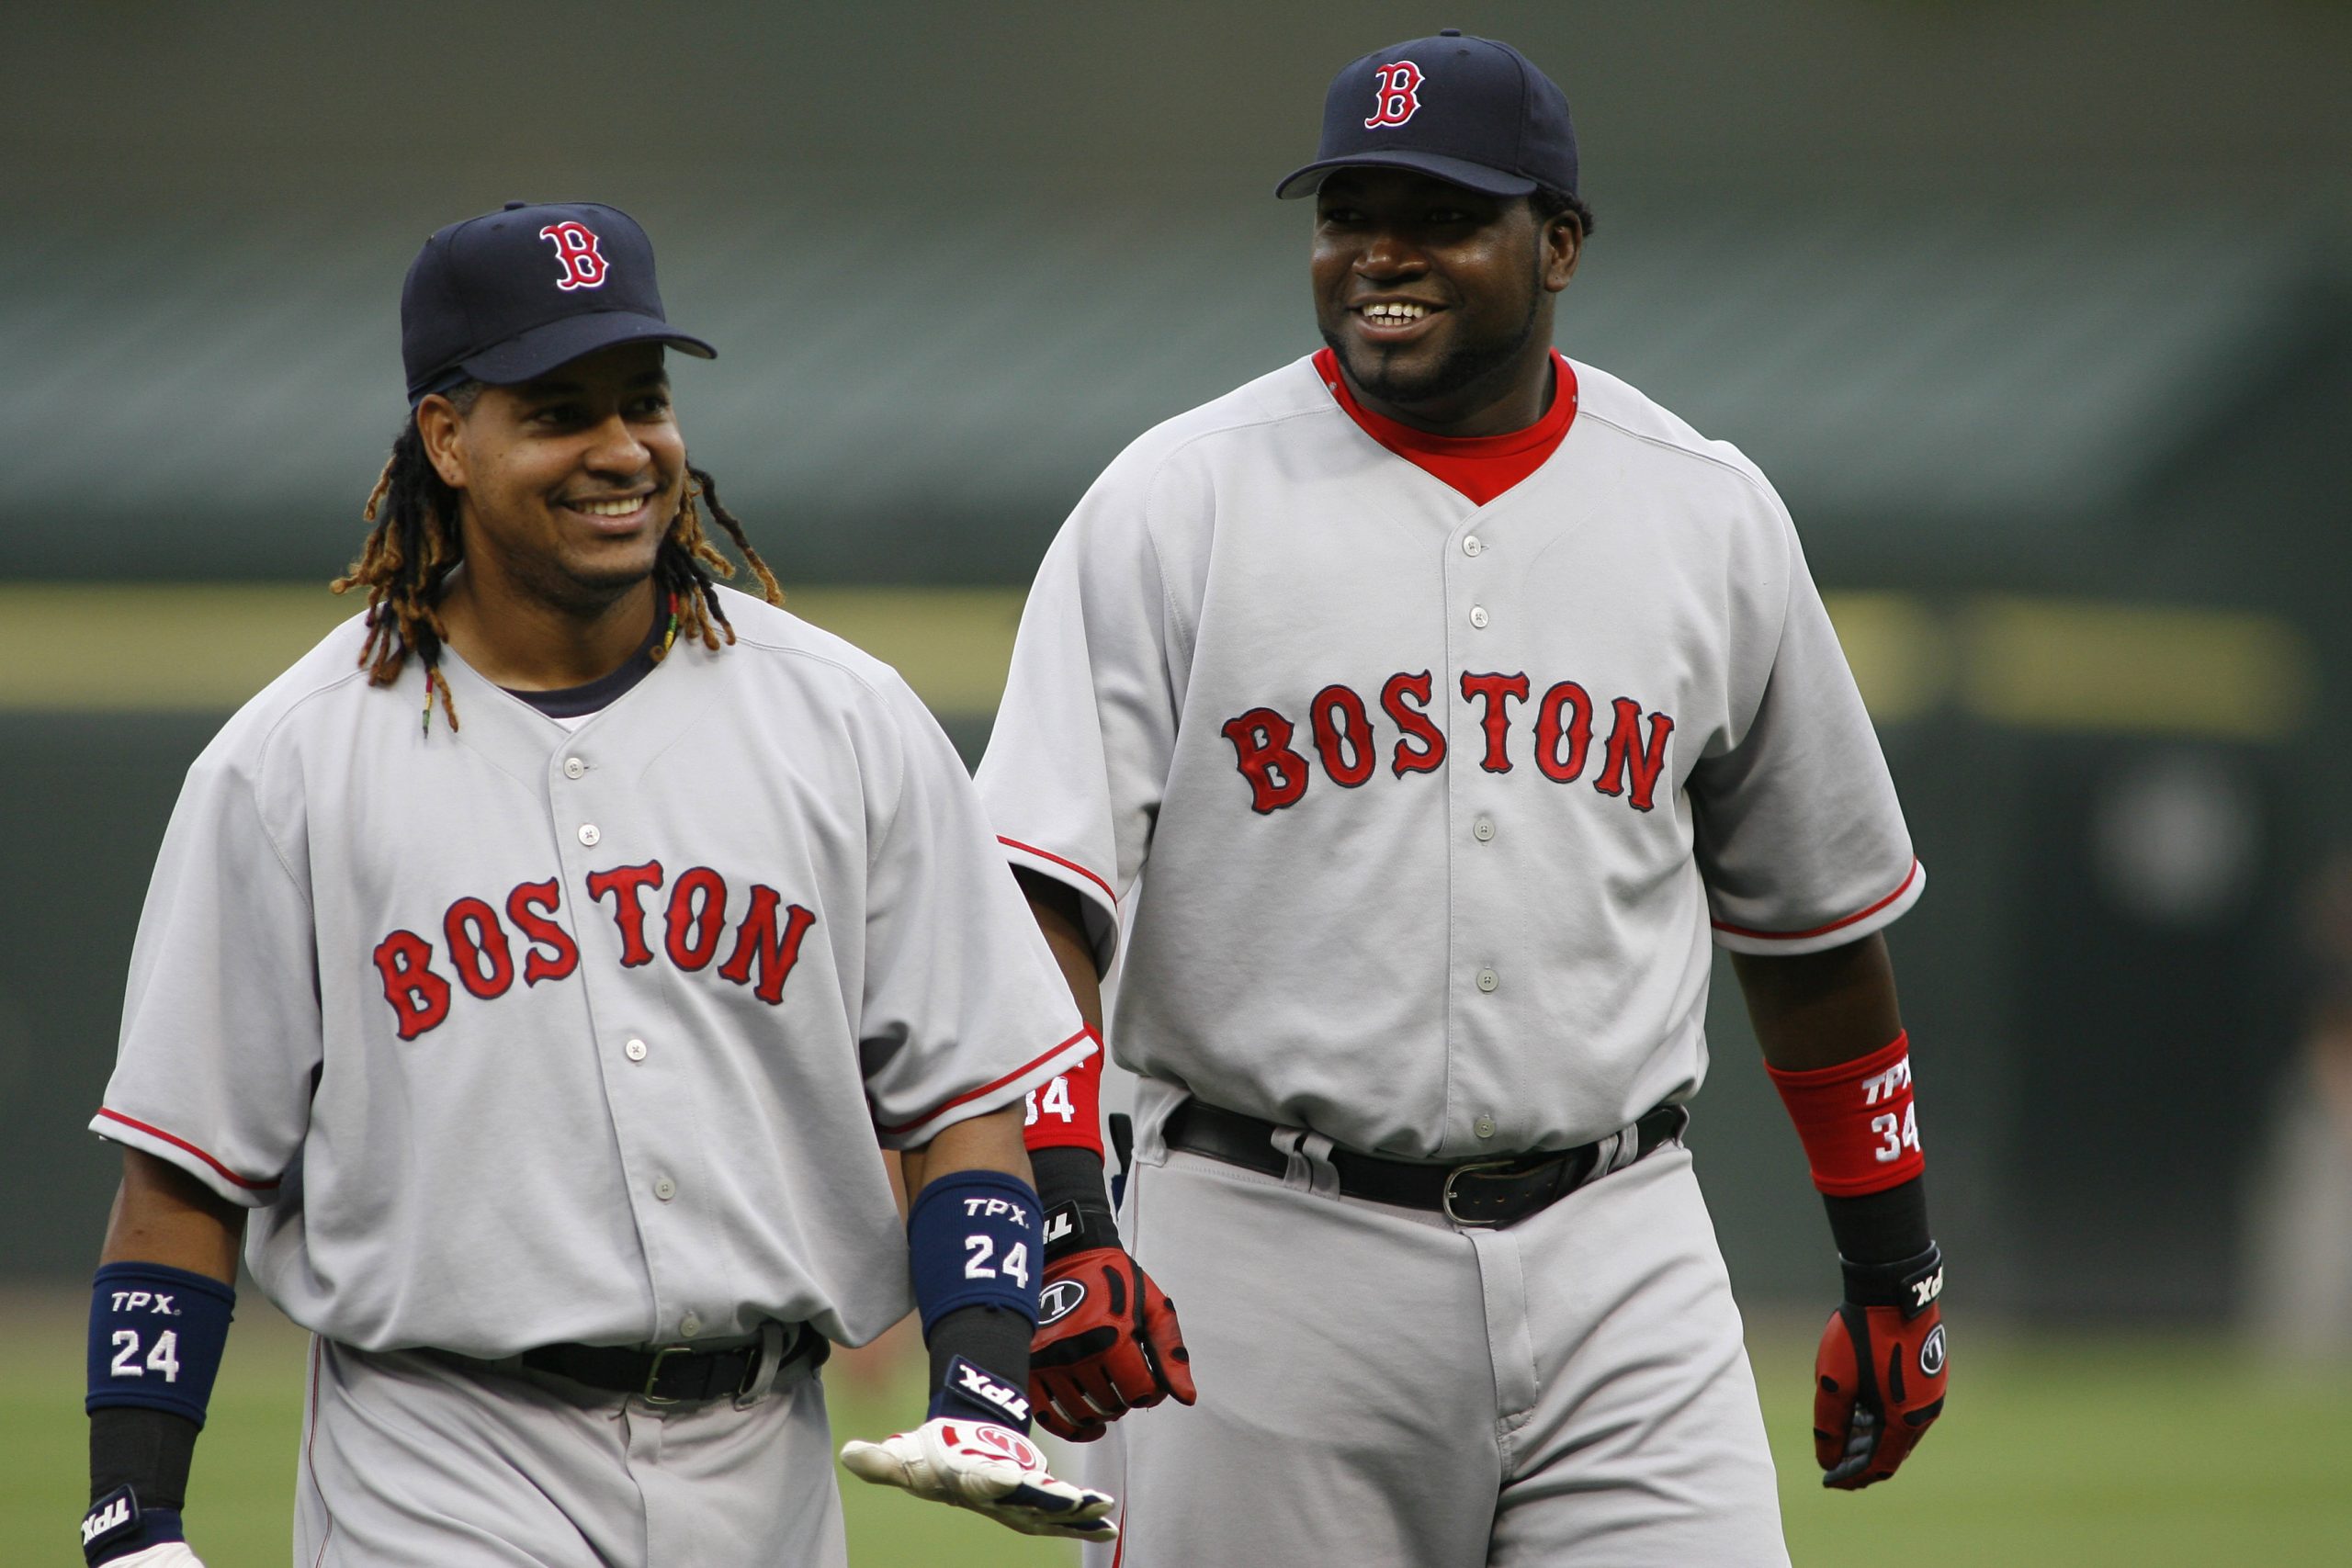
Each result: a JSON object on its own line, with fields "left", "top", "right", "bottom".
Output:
{"left": 6, "top": 1, "right": 2349, "bottom": 1327}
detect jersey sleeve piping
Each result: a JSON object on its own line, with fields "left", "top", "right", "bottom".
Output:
{"left": 92, "top": 1108, "right": 281, "bottom": 1193}
{"left": 1710, "top": 860, "right": 1925, "bottom": 953}
{"left": 999, "top": 836, "right": 1118, "bottom": 908}
{"left": 875, "top": 1025, "right": 1098, "bottom": 1143}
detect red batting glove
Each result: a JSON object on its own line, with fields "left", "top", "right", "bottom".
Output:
{"left": 1029, "top": 1247, "right": 1195, "bottom": 1442}
{"left": 1815, "top": 1245, "right": 1949, "bottom": 1489}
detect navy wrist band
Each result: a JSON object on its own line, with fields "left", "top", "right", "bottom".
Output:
{"left": 907, "top": 1169, "right": 1044, "bottom": 1335}
{"left": 87, "top": 1262, "right": 235, "bottom": 1427}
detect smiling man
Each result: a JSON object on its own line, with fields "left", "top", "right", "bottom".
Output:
{"left": 77, "top": 201, "right": 1114, "bottom": 1566}
{"left": 978, "top": 32, "right": 1949, "bottom": 1567}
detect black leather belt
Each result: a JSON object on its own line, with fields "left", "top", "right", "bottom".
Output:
{"left": 1163, "top": 1100, "right": 1689, "bottom": 1228}
{"left": 516, "top": 1323, "right": 827, "bottom": 1404}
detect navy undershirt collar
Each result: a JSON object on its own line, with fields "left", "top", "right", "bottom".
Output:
{"left": 503, "top": 610, "right": 666, "bottom": 720}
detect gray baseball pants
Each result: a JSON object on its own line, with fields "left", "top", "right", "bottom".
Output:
{"left": 293, "top": 1336, "right": 844, "bottom": 1567}
{"left": 1082, "top": 1135, "right": 1791, "bottom": 1566}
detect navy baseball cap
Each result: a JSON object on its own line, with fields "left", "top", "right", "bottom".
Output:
{"left": 1274, "top": 30, "right": 1577, "bottom": 201}
{"left": 401, "top": 201, "right": 715, "bottom": 403}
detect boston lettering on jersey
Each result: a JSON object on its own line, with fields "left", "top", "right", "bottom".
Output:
{"left": 371, "top": 861, "right": 817, "bottom": 1040}
{"left": 1220, "top": 670, "right": 1676, "bottom": 815}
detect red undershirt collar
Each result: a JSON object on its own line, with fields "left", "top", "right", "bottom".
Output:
{"left": 1313, "top": 347, "right": 1579, "bottom": 507}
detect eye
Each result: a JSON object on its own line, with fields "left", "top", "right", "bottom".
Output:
{"left": 628, "top": 390, "right": 673, "bottom": 420}
{"left": 529, "top": 401, "right": 587, "bottom": 427}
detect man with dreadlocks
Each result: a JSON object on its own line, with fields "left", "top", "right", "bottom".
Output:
{"left": 78, "top": 201, "right": 1114, "bottom": 1567}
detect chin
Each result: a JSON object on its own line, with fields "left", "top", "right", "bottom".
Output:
{"left": 559, "top": 548, "right": 665, "bottom": 603}
{"left": 1341, "top": 344, "right": 1459, "bottom": 407}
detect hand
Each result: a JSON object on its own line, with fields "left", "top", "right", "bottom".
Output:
{"left": 840, "top": 1418, "right": 1117, "bottom": 1541}
{"left": 99, "top": 1547, "right": 206, "bottom": 1568}
{"left": 1815, "top": 1247, "right": 1948, "bottom": 1489}
{"left": 81, "top": 1487, "right": 204, "bottom": 1568}
{"left": 1030, "top": 1246, "right": 1196, "bottom": 1441}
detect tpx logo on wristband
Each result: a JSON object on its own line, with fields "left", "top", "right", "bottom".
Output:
{"left": 1906, "top": 1263, "right": 1945, "bottom": 1314}
{"left": 82, "top": 1486, "right": 138, "bottom": 1549}
{"left": 948, "top": 1356, "right": 1033, "bottom": 1427}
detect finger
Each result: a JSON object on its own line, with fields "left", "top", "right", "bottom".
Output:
{"left": 1034, "top": 1390, "right": 1104, "bottom": 1443}
{"left": 1034, "top": 1370, "right": 1111, "bottom": 1441}
{"left": 979, "top": 1501, "right": 1121, "bottom": 1542}
{"left": 1812, "top": 1308, "right": 1863, "bottom": 1472}
{"left": 1071, "top": 1360, "right": 1131, "bottom": 1418}
{"left": 1093, "top": 1336, "right": 1170, "bottom": 1407}
{"left": 1820, "top": 1406, "right": 1881, "bottom": 1490}
{"left": 1142, "top": 1291, "right": 1197, "bottom": 1404}
{"left": 989, "top": 1480, "right": 1121, "bottom": 1539}
{"left": 838, "top": 1436, "right": 917, "bottom": 1491}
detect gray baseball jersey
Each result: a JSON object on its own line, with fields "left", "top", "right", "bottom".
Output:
{"left": 95, "top": 585, "right": 1091, "bottom": 1358}
{"left": 978, "top": 354, "right": 1919, "bottom": 1162}
{"left": 980, "top": 352, "right": 1915, "bottom": 1562}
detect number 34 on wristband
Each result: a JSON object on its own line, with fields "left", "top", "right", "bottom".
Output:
{"left": 1024, "top": 1077, "right": 1078, "bottom": 1125}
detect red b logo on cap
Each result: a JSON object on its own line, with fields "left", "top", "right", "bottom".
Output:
{"left": 1364, "top": 61, "right": 1422, "bottom": 128}
{"left": 538, "top": 222, "right": 609, "bottom": 291}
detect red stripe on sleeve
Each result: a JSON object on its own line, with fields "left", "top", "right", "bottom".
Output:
{"left": 998, "top": 837, "right": 1117, "bottom": 909}
{"left": 876, "top": 1027, "right": 1099, "bottom": 1138}
{"left": 1711, "top": 861, "right": 1920, "bottom": 942}
{"left": 94, "top": 1109, "right": 280, "bottom": 1190}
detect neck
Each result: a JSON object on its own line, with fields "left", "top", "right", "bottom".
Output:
{"left": 436, "top": 565, "right": 661, "bottom": 691}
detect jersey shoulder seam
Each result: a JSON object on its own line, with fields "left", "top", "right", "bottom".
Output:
{"left": 721, "top": 635, "right": 894, "bottom": 701}
{"left": 1573, "top": 407, "right": 1788, "bottom": 513}
{"left": 243, "top": 664, "right": 376, "bottom": 902}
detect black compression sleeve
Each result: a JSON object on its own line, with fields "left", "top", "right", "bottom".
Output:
{"left": 1822, "top": 1174, "right": 1933, "bottom": 1265}
{"left": 927, "top": 1305, "right": 1033, "bottom": 1402}
{"left": 1031, "top": 1145, "right": 1120, "bottom": 1258}
{"left": 89, "top": 1406, "right": 198, "bottom": 1509}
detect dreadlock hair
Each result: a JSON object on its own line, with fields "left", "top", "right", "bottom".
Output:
{"left": 332, "top": 380, "right": 784, "bottom": 734}
{"left": 1532, "top": 185, "right": 1596, "bottom": 241}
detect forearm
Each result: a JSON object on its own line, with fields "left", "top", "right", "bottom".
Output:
{"left": 87, "top": 1151, "right": 247, "bottom": 1559}
{"left": 1017, "top": 871, "right": 1104, "bottom": 1035}
{"left": 1736, "top": 933, "right": 1930, "bottom": 1260}
{"left": 1730, "top": 932, "right": 1902, "bottom": 1072}
{"left": 101, "top": 1150, "right": 244, "bottom": 1281}
{"left": 899, "top": 1105, "right": 1039, "bottom": 1428}
{"left": 900, "top": 1104, "right": 1032, "bottom": 1198}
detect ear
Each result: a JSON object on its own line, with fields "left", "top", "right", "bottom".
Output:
{"left": 414, "top": 394, "right": 471, "bottom": 491}
{"left": 1541, "top": 213, "right": 1582, "bottom": 294}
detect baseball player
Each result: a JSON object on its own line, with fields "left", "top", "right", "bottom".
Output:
{"left": 977, "top": 32, "right": 1949, "bottom": 1566}
{"left": 78, "top": 200, "right": 1114, "bottom": 1567}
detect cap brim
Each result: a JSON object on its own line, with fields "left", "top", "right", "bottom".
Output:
{"left": 458, "top": 310, "right": 717, "bottom": 389}
{"left": 1273, "top": 151, "right": 1541, "bottom": 200}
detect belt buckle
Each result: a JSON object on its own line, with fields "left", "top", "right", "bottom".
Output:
{"left": 1441, "top": 1158, "right": 1521, "bottom": 1227}
{"left": 640, "top": 1344, "right": 692, "bottom": 1405}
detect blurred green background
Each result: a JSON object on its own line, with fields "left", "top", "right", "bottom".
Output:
{"left": 7, "top": 0, "right": 2352, "bottom": 1560}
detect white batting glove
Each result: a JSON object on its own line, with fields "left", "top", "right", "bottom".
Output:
{"left": 840, "top": 1417, "right": 1117, "bottom": 1542}
{"left": 98, "top": 1545, "right": 206, "bottom": 1567}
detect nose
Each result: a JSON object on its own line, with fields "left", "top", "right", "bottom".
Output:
{"left": 581, "top": 410, "right": 652, "bottom": 478}
{"left": 1353, "top": 223, "right": 1430, "bottom": 282}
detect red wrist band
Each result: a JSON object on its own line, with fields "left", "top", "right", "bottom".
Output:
{"left": 1766, "top": 1031, "right": 1924, "bottom": 1197}
{"left": 1022, "top": 1029, "right": 1105, "bottom": 1156}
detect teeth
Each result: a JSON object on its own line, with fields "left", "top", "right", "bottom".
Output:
{"left": 1363, "top": 302, "right": 1430, "bottom": 322}
{"left": 573, "top": 497, "right": 643, "bottom": 517}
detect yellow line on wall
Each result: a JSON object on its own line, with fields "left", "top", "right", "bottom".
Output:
{"left": 0, "top": 585, "right": 2317, "bottom": 742}
{"left": 0, "top": 583, "right": 1027, "bottom": 716}
{"left": 1957, "top": 597, "right": 2312, "bottom": 742}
